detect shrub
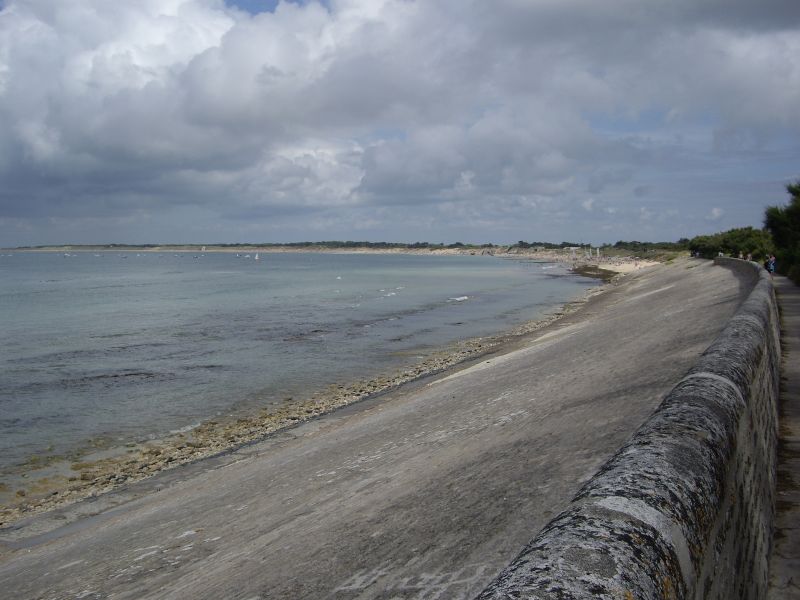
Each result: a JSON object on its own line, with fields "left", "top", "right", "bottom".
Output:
{"left": 765, "top": 181, "right": 800, "bottom": 284}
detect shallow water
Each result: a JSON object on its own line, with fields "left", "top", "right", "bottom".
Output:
{"left": 0, "top": 251, "right": 595, "bottom": 474}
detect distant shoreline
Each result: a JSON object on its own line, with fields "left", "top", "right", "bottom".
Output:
{"left": 6, "top": 243, "right": 495, "bottom": 254}
{"left": 3, "top": 243, "right": 661, "bottom": 274}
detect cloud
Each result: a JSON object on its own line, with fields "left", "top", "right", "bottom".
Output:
{"left": 0, "top": 0, "right": 799, "bottom": 245}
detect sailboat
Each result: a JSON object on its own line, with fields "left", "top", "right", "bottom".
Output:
{"left": 254, "top": 253, "right": 260, "bottom": 261}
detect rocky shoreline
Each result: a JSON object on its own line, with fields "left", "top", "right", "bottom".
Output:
{"left": 0, "top": 259, "right": 641, "bottom": 527}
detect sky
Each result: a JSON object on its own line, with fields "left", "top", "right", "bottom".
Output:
{"left": 1, "top": 0, "right": 799, "bottom": 246}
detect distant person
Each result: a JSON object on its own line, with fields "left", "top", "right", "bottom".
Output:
{"left": 766, "top": 255, "right": 776, "bottom": 276}
{"left": 746, "top": 253, "right": 752, "bottom": 261}
{"left": 738, "top": 251, "right": 743, "bottom": 259}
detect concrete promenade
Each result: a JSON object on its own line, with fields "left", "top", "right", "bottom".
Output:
{"left": 0, "top": 259, "right": 750, "bottom": 600}
{"left": 769, "top": 276, "right": 800, "bottom": 598}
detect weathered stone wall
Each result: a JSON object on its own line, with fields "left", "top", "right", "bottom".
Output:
{"left": 477, "top": 258, "right": 780, "bottom": 600}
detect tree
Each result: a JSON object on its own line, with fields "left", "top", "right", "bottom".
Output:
{"left": 687, "top": 227, "right": 773, "bottom": 260}
{"left": 765, "top": 181, "right": 800, "bottom": 283}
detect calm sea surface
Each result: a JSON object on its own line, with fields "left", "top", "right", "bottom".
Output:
{"left": 0, "top": 251, "right": 595, "bottom": 473}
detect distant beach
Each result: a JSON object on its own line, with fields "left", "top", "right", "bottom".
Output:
{"left": 7, "top": 242, "right": 659, "bottom": 275}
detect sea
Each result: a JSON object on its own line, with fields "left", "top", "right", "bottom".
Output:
{"left": 0, "top": 251, "right": 596, "bottom": 476}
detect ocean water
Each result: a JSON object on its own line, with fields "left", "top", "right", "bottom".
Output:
{"left": 0, "top": 251, "right": 595, "bottom": 474}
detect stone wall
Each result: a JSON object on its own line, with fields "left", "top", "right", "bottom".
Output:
{"left": 477, "top": 258, "right": 780, "bottom": 600}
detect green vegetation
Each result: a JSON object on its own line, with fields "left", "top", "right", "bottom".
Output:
{"left": 765, "top": 180, "right": 800, "bottom": 284}
{"left": 687, "top": 227, "right": 774, "bottom": 261}
{"left": 513, "top": 241, "right": 584, "bottom": 249}
{"left": 16, "top": 241, "right": 498, "bottom": 251}
{"left": 268, "top": 240, "right": 497, "bottom": 250}
{"left": 608, "top": 240, "right": 690, "bottom": 253}
{"left": 602, "top": 240, "right": 689, "bottom": 262}
{"left": 260, "top": 240, "right": 439, "bottom": 249}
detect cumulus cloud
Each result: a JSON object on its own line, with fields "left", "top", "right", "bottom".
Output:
{"left": 0, "top": 0, "right": 799, "bottom": 245}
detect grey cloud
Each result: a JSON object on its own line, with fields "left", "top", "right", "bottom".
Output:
{"left": 0, "top": 0, "right": 798, "bottom": 246}
{"left": 587, "top": 169, "right": 633, "bottom": 194}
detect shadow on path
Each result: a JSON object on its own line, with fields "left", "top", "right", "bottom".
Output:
{"left": 769, "top": 276, "right": 800, "bottom": 598}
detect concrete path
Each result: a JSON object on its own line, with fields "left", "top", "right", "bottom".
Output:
{"left": 0, "top": 259, "right": 749, "bottom": 600}
{"left": 769, "top": 276, "right": 800, "bottom": 598}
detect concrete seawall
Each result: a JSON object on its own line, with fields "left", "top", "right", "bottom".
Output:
{"left": 478, "top": 258, "right": 781, "bottom": 599}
